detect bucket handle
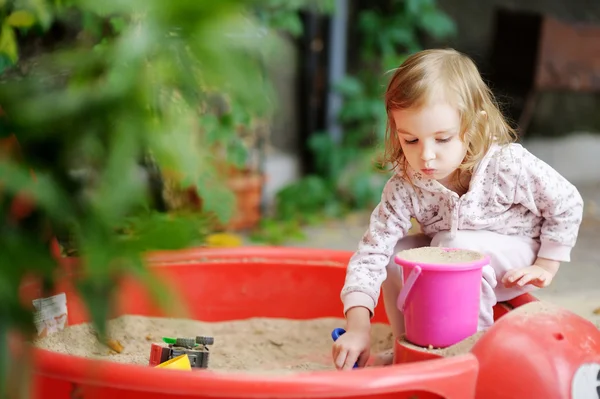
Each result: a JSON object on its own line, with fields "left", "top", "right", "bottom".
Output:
{"left": 396, "top": 265, "right": 422, "bottom": 312}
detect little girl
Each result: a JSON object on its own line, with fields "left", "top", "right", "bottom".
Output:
{"left": 332, "top": 48, "right": 584, "bottom": 370}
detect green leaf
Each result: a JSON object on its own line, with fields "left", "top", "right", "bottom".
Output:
{"left": 29, "top": 0, "right": 53, "bottom": 29}
{"left": 76, "top": 278, "right": 114, "bottom": 341}
{"left": 121, "top": 212, "right": 208, "bottom": 251}
{"left": 7, "top": 10, "right": 36, "bottom": 27}
{"left": 3, "top": 231, "right": 61, "bottom": 278}
{"left": 109, "top": 16, "right": 127, "bottom": 33}
{"left": 418, "top": 9, "right": 457, "bottom": 39}
{"left": 351, "top": 173, "right": 374, "bottom": 208}
{"left": 333, "top": 76, "right": 363, "bottom": 98}
{"left": 81, "top": 10, "right": 104, "bottom": 38}
{"left": 194, "top": 177, "right": 235, "bottom": 223}
{"left": 227, "top": 140, "right": 248, "bottom": 168}
{"left": 268, "top": 11, "right": 303, "bottom": 37}
{"left": 307, "top": 133, "right": 334, "bottom": 175}
{"left": 148, "top": 98, "right": 204, "bottom": 185}
{"left": 201, "top": 113, "right": 230, "bottom": 145}
{"left": 338, "top": 98, "right": 377, "bottom": 123}
{"left": 0, "top": 161, "right": 71, "bottom": 220}
{"left": 358, "top": 10, "right": 380, "bottom": 36}
{"left": 90, "top": 122, "right": 146, "bottom": 224}
{"left": 387, "top": 26, "right": 419, "bottom": 49}
{"left": 275, "top": 175, "right": 332, "bottom": 220}
{"left": 406, "top": 0, "right": 435, "bottom": 15}
{"left": 383, "top": 53, "right": 411, "bottom": 71}
{"left": 0, "top": 52, "right": 13, "bottom": 75}
{"left": 0, "top": 23, "right": 17, "bottom": 63}
{"left": 126, "top": 257, "right": 183, "bottom": 318}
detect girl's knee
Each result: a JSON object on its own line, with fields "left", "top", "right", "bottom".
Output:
{"left": 383, "top": 260, "right": 404, "bottom": 286}
{"left": 395, "top": 233, "right": 431, "bottom": 251}
{"left": 431, "top": 230, "right": 479, "bottom": 249}
{"left": 388, "top": 233, "right": 431, "bottom": 267}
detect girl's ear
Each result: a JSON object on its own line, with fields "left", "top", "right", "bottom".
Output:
{"left": 480, "top": 110, "right": 487, "bottom": 118}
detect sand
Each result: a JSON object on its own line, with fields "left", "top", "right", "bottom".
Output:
{"left": 34, "top": 303, "right": 591, "bottom": 374}
{"left": 396, "top": 247, "right": 484, "bottom": 264}
{"left": 400, "top": 332, "right": 484, "bottom": 357}
{"left": 33, "top": 315, "right": 394, "bottom": 374}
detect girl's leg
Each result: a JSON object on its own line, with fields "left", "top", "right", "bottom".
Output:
{"left": 381, "top": 233, "right": 432, "bottom": 340}
{"left": 431, "top": 230, "right": 540, "bottom": 330}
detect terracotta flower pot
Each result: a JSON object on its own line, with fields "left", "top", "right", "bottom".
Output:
{"left": 224, "top": 169, "right": 264, "bottom": 231}
{"left": 163, "top": 166, "right": 264, "bottom": 232}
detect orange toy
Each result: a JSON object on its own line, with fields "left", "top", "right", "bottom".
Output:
{"left": 13, "top": 246, "right": 600, "bottom": 399}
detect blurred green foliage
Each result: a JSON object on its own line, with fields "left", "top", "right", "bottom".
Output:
{"left": 0, "top": 0, "right": 329, "bottom": 394}
{"left": 251, "top": 0, "right": 456, "bottom": 244}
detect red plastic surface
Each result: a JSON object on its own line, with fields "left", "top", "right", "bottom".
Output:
{"left": 18, "top": 247, "right": 480, "bottom": 399}
{"left": 471, "top": 302, "right": 600, "bottom": 399}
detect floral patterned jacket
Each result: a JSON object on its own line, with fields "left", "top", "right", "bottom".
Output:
{"left": 341, "top": 143, "right": 584, "bottom": 315}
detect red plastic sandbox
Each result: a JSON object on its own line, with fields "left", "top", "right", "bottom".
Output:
{"left": 16, "top": 246, "right": 478, "bottom": 399}
{"left": 13, "top": 246, "right": 600, "bottom": 399}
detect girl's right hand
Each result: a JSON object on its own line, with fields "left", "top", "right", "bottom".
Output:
{"left": 332, "top": 328, "right": 371, "bottom": 370}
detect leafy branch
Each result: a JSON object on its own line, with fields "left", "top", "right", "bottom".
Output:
{"left": 0, "top": 0, "right": 297, "bottom": 395}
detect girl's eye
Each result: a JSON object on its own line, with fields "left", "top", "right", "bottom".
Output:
{"left": 402, "top": 137, "right": 452, "bottom": 144}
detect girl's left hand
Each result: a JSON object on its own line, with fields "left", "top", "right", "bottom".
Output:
{"left": 502, "top": 265, "right": 554, "bottom": 288}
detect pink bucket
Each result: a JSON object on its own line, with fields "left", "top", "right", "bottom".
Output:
{"left": 394, "top": 247, "right": 490, "bottom": 348}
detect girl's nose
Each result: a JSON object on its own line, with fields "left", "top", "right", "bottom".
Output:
{"left": 421, "top": 145, "right": 435, "bottom": 161}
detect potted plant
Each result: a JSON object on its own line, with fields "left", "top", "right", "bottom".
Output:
{"left": 160, "top": 93, "right": 268, "bottom": 231}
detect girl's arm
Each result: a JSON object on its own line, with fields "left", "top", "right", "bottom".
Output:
{"left": 502, "top": 145, "right": 583, "bottom": 288}
{"left": 340, "top": 174, "right": 415, "bottom": 320}
{"left": 513, "top": 146, "right": 584, "bottom": 263}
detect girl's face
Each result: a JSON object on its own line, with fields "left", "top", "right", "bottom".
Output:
{"left": 391, "top": 100, "right": 467, "bottom": 187}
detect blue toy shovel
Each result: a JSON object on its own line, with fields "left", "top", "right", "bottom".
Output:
{"left": 331, "top": 328, "right": 358, "bottom": 369}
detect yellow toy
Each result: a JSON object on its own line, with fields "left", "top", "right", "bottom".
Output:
{"left": 154, "top": 354, "right": 191, "bottom": 371}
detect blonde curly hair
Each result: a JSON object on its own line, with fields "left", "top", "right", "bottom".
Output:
{"left": 383, "top": 48, "right": 517, "bottom": 183}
